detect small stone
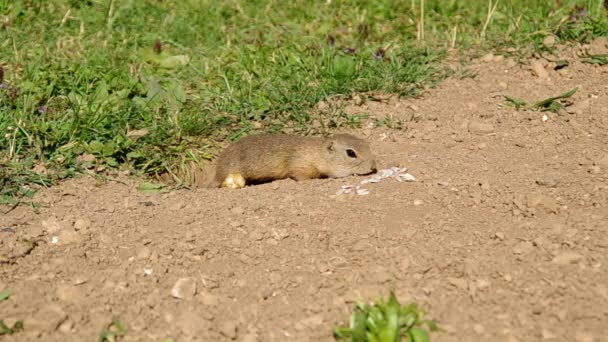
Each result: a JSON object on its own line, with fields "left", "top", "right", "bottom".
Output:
{"left": 494, "top": 232, "right": 505, "bottom": 240}
{"left": 41, "top": 217, "right": 66, "bottom": 234}
{"left": 468, "top": 121, "right": 495, "bottom": 135}
{"left": 55, "top": 284, "right": 84, "bottom": 303}
{"left": 498, "top": 82, "right": 508, "bottom": 90}
{"left": 73, "top": 218, "right": 91, "bottom": 230}
{"left": 552, "top": 251, "right": 583, "bottom": 265}
{"left": 25, "top": 305, "right": 68, "bottom": 332}
{"left": 526, "top": 193, "right": 558, "bottom": 213}
{"left": 56, "top": 228, "right": 82, "bottom": 245}
{"left": 480, "top": 53, "right": 494, "bottom": 63}
{"left": 219, "top": 320, "right": 238, "bottom": 340}
{"left": 447, "top": 277, "right": 468, "bottom": 290}
{"left": 530, "top": 60, "right": 549, "bottom": 78}
{"left": 58, "top": 318, "right": 75, "bottom": 334}
{"left": 170, "top": 277, "right": 197, "bottom": 299}
{"left": 413, "top": 199, "right": 423, "bottom": 206}
{"left": 513, "top": 241, "right": 534, "bottom": 255}
{"left": 473, "top": 323, "right": 485, "bottom": 334}
{"left": 543, "top": 35, "right": 557, "bottom": 47}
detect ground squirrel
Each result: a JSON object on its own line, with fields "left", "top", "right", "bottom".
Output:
{"left": 206, "top": 133, "right": 377, "bottom": 188}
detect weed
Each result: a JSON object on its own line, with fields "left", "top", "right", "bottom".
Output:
{"left": 0, "top": 320, "right": 23, "bottom": 336}
{"left": 579, "top": 50, "right": 608, "bottom": 65}
{"left": 98, "top": 316, "right": 126, "bottom": 342}
{"left": 503, "top": 87, "right": 577, "bottom": 114}
{"left": 334, "top": 291, "right": 438, "bottom": 342}
{"left": 0, "top": 290, "right": 23, "bottom": 336}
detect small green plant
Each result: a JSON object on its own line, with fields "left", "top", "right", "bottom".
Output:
{"left": 0, "top": 320, "right": 23, "bottom": 336}
{"left": 503, "top": 87, "right": 578, "bottom": 114}
{"left": 334, "top": 292, "right": 438, "bottom": 342}
{"left": 0, "top": 290, "right": 24, "bottom": 336}
{"left": 579, "top": 50, "right": 608, "bottom": 65}
{"left": 0, "top": 290, "right": 11, "bottom": 303}
{"left": 98, "top": 316, "right": 126, "bottom": 342}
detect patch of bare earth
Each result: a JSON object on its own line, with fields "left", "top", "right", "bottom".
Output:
{"left": 1, "top": 39, "right": 608, "bottom": 342}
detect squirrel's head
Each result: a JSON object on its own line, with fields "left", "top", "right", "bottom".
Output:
{"left": 325, "top": 134, "right": 377, "bottom": 178}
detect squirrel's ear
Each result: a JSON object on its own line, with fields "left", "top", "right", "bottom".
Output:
{"left": 327, "top": 140, "right": 336, "bottom": 151}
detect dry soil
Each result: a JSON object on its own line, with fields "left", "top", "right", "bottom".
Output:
{"left": 1, "top": 39, "right": 608, "bottom": 342}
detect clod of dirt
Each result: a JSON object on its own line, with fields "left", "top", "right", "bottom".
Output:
{"left": 468, "top": 121, "right": 495, "bottom": 135}
{"left": 219, "top": 320, "right": 239, "bottom": 340}
{"left": 551, "top": 251, "right": 584, "bottom": 265}
{"left": 170, "top": 277, "right": 197, "bottom": 299}
{"left": 55, "top": 284, "right": 85, "bottom": 303}
{"left": 530, "top": 60, "right": 549, "bottom": 78}
{"left": 56, "top": 228, "right": 82, "bottom": 245}
{"left": 526, "top": 194, "right": 559, "bottom": 214}
{"left": 41, "top": 217, "right": 68, "bottom": 234}
{"left": 25, "top": 304, "right": 68, "bottom": 333}
{"left": 136, "top": 246, "right": 152, "bottom": 260}
{"left": 74, "top": 217, "right": 91, "bottom": 231}
{"left": 512, "top": 241, "right": 534, "bottom": 255}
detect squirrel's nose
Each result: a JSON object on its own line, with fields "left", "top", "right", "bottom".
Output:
{"left": 370, "top": 160, "right": 378, "bottom": 173}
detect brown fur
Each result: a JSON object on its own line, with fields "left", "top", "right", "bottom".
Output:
{"left": 205, "top": 133, "right": 377, "bottom": 188}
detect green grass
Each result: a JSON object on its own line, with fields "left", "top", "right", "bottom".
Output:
{"left": 503, "top": 86, "right": 578, "bottom": 113}
{"left": 1, "top": 0, "right": 607, "bottom": 203}
{"left": 334, "top": 291, "right": 438, "bottom": 342}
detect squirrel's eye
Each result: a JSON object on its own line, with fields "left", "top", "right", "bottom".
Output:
{"left": 346, "top": 149, "right": 357, "bottom": 158}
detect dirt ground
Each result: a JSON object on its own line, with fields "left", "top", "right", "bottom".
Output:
{"left": 2, "top": 39, "right": 608, "bottom": 342}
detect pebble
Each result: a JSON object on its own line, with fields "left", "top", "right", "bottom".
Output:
{"left": 41, "top": 217, "right": 66, "bottom": 234}
{"left": 543, "top": 35, "right": 557, "bottom": 47}
{"left": 73, "top": 218, "right": 91, "bottom": 230}
{"left": 513, "top": 241, "right": 534, "bottom": 255}
{"left": 468, "top": 121, "right": 495, "bottom": 135}
{"left": 170, "top": 277, "right": 197, "bottom": 299}
{"left": 219, "top": 320, "right": 239, "bottom": 340}
{"left": 480, "top": 53, "right": 494, "bottom": 63}
{"left": 56, "top": 228, "right": 82, "bottom": 245}
{"left": 530, "top": 60, "right": 549, "bottom": 78}
{"left": 174, "top": 310, "right": 210, "bottom": 337}
{"left": 526, "top": 193, "right": 558, "bottom": 213}
{"left": 494, "top": 232, "right": 505, "bottom": 240}
{"left": 25, "top": 305, "right": 68, "bottom": 332}
{"left": 551, "top": 251, "right": 583, "bottom": 265}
